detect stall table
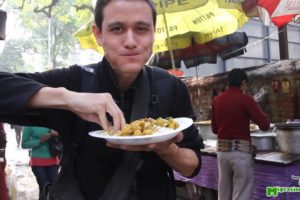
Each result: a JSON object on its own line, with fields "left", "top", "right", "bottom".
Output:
{"left": 174, "top": 151, "right": 300, "bottom": 200}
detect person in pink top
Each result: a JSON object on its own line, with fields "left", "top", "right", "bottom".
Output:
{"left": 211, "top": 68, "right": 270, "bottom": 200}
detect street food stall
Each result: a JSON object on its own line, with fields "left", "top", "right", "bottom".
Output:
{"left": 178, "top": 60, "right": 300, "bottom": 199}
{"left": 174, "top": 120, "right": 300, "bottom": 200}
{"left": 175, "top": 151, "right": 300, "bottom": 200}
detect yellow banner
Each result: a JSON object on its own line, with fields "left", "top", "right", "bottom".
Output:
{"left": 73, "top": 21, "right": 104, "bottom": 54}
{"left": 217, "top": 0, "right": 244, "bottom": 11}
{"left": 153, "top": 35, "right": 191, "bottom": 52}
{"left": 153, "top": 0, "right": 208, "bottom": 14}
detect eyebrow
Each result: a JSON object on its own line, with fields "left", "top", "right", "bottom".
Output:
{"left": 107, "top": 21, "right": 152, "bottom": 28}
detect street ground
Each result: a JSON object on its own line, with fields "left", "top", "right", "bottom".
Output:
{"left": 4, "top": 124, "right": 39, "bottom": 200}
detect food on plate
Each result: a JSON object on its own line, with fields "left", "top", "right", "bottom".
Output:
{"left": 109, "top": 117, "right": 179, "bottom": 136}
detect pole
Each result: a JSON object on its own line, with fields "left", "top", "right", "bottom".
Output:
{"left": 161, "top": 2, "right": 176, "bottom": 70}
{"left": 48, "top": 18, "right": 51, "bottom": 68}
{"left": 278, "top": 25, "right": 289, "bottom": 60}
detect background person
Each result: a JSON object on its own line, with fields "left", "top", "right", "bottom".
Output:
{"left": 211, "top": 68, "right": 270, "bottom": 200}
{"left": 21, "top": 126, "right": 60, "bottom": 200}
{"left": 0, "top": 0, "right": 203, "bottom": 199}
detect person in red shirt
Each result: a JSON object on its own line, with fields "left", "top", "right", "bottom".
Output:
{"left": 211, "top": 68, "right": 270, "bottom": 200}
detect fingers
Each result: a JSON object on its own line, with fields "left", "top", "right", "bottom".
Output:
{"left": 72, "top": 92, "right": 125, "bottom": 131}
{"left": 98, "top": 111, "right": 111, "bottom": 131}
{"left": 102, "top": 94, "right": 125, "bottom": 131}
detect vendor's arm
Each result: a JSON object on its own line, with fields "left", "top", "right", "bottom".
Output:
{"left": 246, "top": 96, "right": 270, "bottom": 131}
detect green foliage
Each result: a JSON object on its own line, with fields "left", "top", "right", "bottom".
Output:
{"left": 1, "top": 0, "right": 93, "bottom": 71}
{"left": 0, "top": 39, "right": 26, "bottom": 72}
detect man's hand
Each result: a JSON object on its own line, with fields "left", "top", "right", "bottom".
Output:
{"left": 106, "top": 132, "right": 199, "bottom": 177}
{"left": 65, "top": 91, "right": 126, "bottom": 131}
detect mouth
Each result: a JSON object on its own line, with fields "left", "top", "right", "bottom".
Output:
{"left": 122, "top": 52, "right": 140, "bottom": 57}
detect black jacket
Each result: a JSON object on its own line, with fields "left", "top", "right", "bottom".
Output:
{"left": 0, "top": 58, "right": 203, "bottom": 200}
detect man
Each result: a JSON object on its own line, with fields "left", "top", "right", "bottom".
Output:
{"left": 211, "top": 68, "right": 270, "bottom": 200}
{"left": 0, "top": 0, "right": 203, "bottom": 199}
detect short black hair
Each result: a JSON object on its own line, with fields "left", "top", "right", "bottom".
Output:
{"left": 94, "top": 0, "right": 157, "bottom": 30}
{"left": 227, "top": 68, "right": 248, "bottom": 87}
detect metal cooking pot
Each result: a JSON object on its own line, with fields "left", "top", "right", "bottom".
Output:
{"left": 251, "top": 132, "right": 276, "bottom": 151}
{"left": 275, "top": 123, "right": 300, "bottom": 155}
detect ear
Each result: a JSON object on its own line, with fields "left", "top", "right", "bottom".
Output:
{"left": 92, "top": 24, "right": 103, "bottom": 46}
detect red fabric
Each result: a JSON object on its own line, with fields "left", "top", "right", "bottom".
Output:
{"left": 211, "top": 87, "right": 270, "bottom": 141}
{"left": 272, "top": 15, "right": 296, "bottom": 27}
{"left": 30, "top": 156, "right": 60, "bottom": 166}
{"left": 257, "top": 0, "right": 297, "bottom": 27}
{"left": 0, "top": 123, "right": 8, "bottom": 200}
{"left": 0, "top": 166, "right": 8, "bottom": 200}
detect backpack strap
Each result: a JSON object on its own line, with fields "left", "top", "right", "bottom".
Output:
{"left": 71, "top": 64, "right": 98, "bottom": 154}
{"left": 99, "top": 67, "right": 151, "bottom": 200}
{"left": 146, "top": 66, "right": 159, "bottom": 113}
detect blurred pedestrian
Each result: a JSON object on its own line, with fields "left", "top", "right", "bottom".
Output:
{"left": 10, "top": 124, "right": 22, "bottom": 148}
{"left": 21, "top": 126, "right": 60, "bottom": 200}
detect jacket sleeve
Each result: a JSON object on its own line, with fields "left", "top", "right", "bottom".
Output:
{"left": 0, "top": 72, "right": 46, "bottom": 112}
{"left": 0, "top": 66, "right": 81, "bottom": 127}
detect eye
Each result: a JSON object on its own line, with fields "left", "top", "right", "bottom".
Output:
{"left": 110, "top": 26, "right": 123, "bottom": 33}
{"left": 136, "top": 26, "right": 150, "bottom": 33}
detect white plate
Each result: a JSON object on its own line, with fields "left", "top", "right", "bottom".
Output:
{"left": 88, "top": 117, "right": 193, "bottom": 145}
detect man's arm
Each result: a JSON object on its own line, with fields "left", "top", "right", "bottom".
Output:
{"left": 246, "top": 97, "right": 270, "bottom": 131}
{"left": 0, "top": 72, "right": 125, "bottom": 131}
{"left": 27, "top": 87, "right": 125, "bottom": 131}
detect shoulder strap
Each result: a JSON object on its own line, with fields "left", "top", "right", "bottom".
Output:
{"left": 69, "top": 64, "right": 99, "bottom": 154}
{"left": 130, "top": 67, "right": 150, "bottom": 121}
{"left": 80, "top": 64, "right": 98, "bottom": 93}
{"left": 99, "top": 67, "right": 151, "bottom": 200}
{"left": 147, "top": 66, "right": 159, "bottom": 113}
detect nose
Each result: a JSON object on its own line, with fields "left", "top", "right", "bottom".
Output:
{"left": 124, "top": 30, "right": 138, "bottom": 49}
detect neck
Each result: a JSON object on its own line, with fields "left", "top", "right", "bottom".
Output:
{"left": 116, "top": 72, "right": 139, "bottom": 91}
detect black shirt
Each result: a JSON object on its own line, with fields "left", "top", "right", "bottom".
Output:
{"left": 0, "top": 58, "right": 203, "bottom": 200}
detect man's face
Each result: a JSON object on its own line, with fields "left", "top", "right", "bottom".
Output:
{"left": 93, "top": 0, "right": 155, "bottom": 76}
